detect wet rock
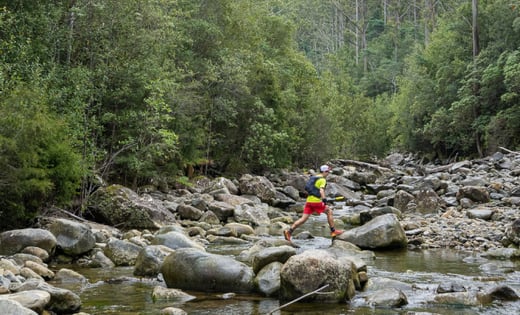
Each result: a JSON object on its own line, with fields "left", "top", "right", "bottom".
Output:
{"left": 48, "top": 218, "right": 96, "bottom": 256}
{"left": 252, "top": 245, "right": 296, "bottom": 274}
{"left": 24, "top": 261, "right": 54, "bottom": 280}
{"left": 0, "top": 289, "right": 50, "bottom": 313}
{"left": 53, "top": 268, "right": 87, "bottom": 284}
{"left": 279, "top": 249, "right": 355, "bottom": 302}
{"left": 10, "top": 278, "right": 81, "bottom": 313}
{"left": 224, "top": 223, "right": 255, "bottom": 237}
{"left": 436, "top": 282, "right": 466, "bottom": 293}
{"left": 152, "top": 231, "right": 205, "bottom": 251}
{"left": 359, "top": 206, "right": 402, "bottom": 224}
{"left": 207, "top": 201, "right": 235, "bottom": 222}
{"left": 477, "top": 284, "right": 519, "bottom": 304}
{"left": 177, "top": 204, "right": 204, "bottom": 221}
{"left": 103, "top": 238, "right": 142, "bottom": 266}
{"left": 90, "top": 249, "right": 116, "bottom": 268}
{"left": 433, "top": 291, "right": 478, "bottom": 306}
{"left": 86, "top": 184, "right": 176, "bottom": 229}
{"left": 254, "top": 261, "right": 282, "bottom": 297}
{"left": 238, "top": 174, "right": 277, "bottom": 204}
{"left": 0, "top": 229, "right": 56, "bottom": 256}
{"left": 133, "top": 245, "right": 175, "bottom": 277}
{"left": 337, "top": 214, "right": 407, "bottom": 249}
{"left": 161, "top": 248, "right": 254, "bottom": 293}
{"left": 365, "top": 287, "right": 408, "bottom": 307}
{"left": 20, "top": 247, "right": 50, "bottom": 263}
{"left": 199, "top": 210, "right": 220, "bottom": 224}
{"left": 233, "top": 203, "right": 271, "bottom": 226}
{"left": 151, "top": 286, "right": 196, "bottom": 302}
{"left": 160, "top": 307, "right": 188, "bottom": 315}
{"left": 0, "top": 298, "right": 39, "bottom": 315}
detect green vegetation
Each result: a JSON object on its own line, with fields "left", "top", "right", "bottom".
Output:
{"left": 1, "top": 0, "right": 519, "bottom": 228}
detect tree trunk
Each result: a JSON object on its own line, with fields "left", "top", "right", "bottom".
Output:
{"left": 472, "top": 0, "right": 483, "bottom": 157}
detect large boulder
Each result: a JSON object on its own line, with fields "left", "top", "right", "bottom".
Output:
{"left": 233, "top": 203, "right": 271, "bottom": 226}
{"left": 279, "top": 249, "right": 355, "bottom": 303}
{"left": 238, "top": 174, "right": 277, "bottom": 204}
{"left": 161, "top": 248, "right": 254, "bottom": 293}
{"left": 86, "top": 184, "right": 177, "bottom": 229}
{"left": 336, "top": 213, "right": 407, "bottom": 249}
{"left": 0, "top": 229, "right": 56, "bottom": 256}
{"left": 48, "top": 218, "right": 96, "bottom": 256}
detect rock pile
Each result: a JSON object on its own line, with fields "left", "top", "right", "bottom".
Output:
{"left": 0, "top": 151, "right": 519, "bottom": 314}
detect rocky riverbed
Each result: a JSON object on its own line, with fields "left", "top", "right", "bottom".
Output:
{"left": 0, "top": 151, "right": 519, "bottom": 314}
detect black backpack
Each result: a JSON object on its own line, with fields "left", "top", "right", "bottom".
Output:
{"left": 304, "top": 175, "right": 322, "bottom": 198}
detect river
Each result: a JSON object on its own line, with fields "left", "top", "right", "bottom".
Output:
{"left": 50, "top": 207, "right": 520, "bottom": 315}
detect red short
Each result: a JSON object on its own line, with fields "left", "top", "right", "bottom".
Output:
{"left": 303, "top": 201, "right": 326, "bottom": 215}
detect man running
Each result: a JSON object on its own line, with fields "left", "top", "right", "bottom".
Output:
{"left": 284, "top": 164, "right": 343, "bottom": 242}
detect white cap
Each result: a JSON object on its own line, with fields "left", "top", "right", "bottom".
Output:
{"left": 320, "top": 165, "right": 331, "bottom": 172}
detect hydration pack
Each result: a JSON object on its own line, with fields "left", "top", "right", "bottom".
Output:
{"left": 304, "top": 175, "right": 322, "bottom": 198}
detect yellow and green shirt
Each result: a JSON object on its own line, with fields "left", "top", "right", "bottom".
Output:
{"left": 306, "top": 176, "right": 326, "bottom": 202}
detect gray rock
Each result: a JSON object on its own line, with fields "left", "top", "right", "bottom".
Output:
{"left": 152, "top": 231, "right": 205, "bottom": 251}
{"left": 279, "top": 249, "right": 355, "bottom": 302}
{"left": 53, "top": 268, "right": 88, "bottom": 284}
{"left": 251, "top": 245, "right": 296, "bottom": 274}
{"left": 238, "top": 174, "right": 277, "bottom": 204}
{"left": 133, "top": 245, "right": 174, "bottom": 277}
{"left": 103, "top": 238, "right": 142, "bottom": 266}
{"left": 161, "top": 248, "right": 254, "bottom": 293}
{"left": 0, "top": 229, "right": 56, "bottom": 256}
{"left": 254, "top": 261, "right": 282, "bottom": 297}
{"left": 466, "top": 208, "right": 494, "bottom": 220}
{"left": 48, "top": 218, "right": 96, "bottom": 256}
{"left": 86, "top": 184, "right": 177, "bottom": 229}
{"left": 0, "top": 299, "right": 38, "bottom": 315}
{"left": 456, "top": 186, "right": 490, "bottom": 203}
{"left": 10, "top": 279, "right": 81, "bottom": 313}
{"left": 233, "top": 203, "right": 271, "bottom": 226}
{"left": 177, "top": 204, "right": 204, "bottom": 221}
{"left": 336, "top": 213, "right": 407, "bottom": 249}
{"left": 365, "top": 287, "right": 408, "bottom": 307}
{"left": 151, "top": 286, "right": 196, "bottom": 302}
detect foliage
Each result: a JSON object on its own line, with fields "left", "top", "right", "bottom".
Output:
{"left": 2, "top": 0, "right": 520, "bottom": 226}
{"left": 0, "top": 81, "right": 83, "bottom": 230}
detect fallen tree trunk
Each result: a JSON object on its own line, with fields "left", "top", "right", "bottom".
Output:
{"left": 331, "top": 159, "right": 392, "bottom": 175}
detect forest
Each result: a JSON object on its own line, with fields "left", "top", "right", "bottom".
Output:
{"left": 1, "top": 0, "right": 520, "bottom": 229}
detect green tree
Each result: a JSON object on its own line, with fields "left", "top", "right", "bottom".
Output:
{"left": 0, "top": 81, "right": 83, "bottom": 230}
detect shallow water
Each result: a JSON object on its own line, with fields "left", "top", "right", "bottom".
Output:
{"left": 52, "top": 208, "right": 520, "bottom": 315}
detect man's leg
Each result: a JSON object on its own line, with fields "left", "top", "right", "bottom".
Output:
{"left": 292, "top": 213, "right": 310, "bottom": 230}
{"left": 326, "top": 207, "right": 344, "bottom": 237}
{"left": 284, "top": 213, "right": 310, "bottom": 241}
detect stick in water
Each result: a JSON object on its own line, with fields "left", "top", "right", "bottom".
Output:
{"left": 268, "top": 284, "right": 330, "bottom": 314}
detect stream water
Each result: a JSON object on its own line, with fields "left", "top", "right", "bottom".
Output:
{"left": 50, "top": 207, "right": 520, "bottom": 315}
